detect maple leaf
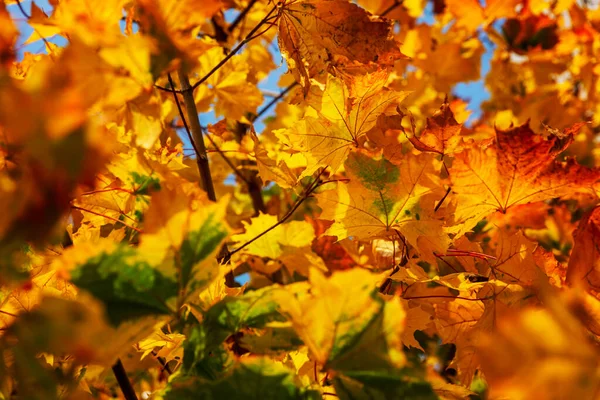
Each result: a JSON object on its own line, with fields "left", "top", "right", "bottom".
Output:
{"left": 136, "top": 0, "right": 221, "bottom": 74}
{"left": 502, "top": 14, "right": 559, "bottom": 54}
{"left": 400, "top": 24, "right": 484, "bottom": 91}
{"left": 26, "top": 0, "right": 126, "bottom": 47}
{"left": 276, "top": 268, "right": 437, "bottom": 398}
{"left": 275, "top": 268, "right": 419, "bottom": 390}
{"left": 486, "top": 229, "right": 560, "bottom": 287}
{"left": 231, "top": 213, "right": 327, "bottom": 276}
{"left": 193, "top": 47, "right": 264, "bottom": 121}
{"left": 317, "top": 151, "right": 449, "bottom": 259}
{"left": 137, "top": 185, "right": 230, "bottom": 298}
{"left": 409, "top": 97, "right": 464, "bottom": 156}
{"left": 277, "top": 0, "right": 407, "bottom": 93}
{"left": 449, "top": 122, "right": 600, "bottom": 237}
{"left": 165, "top": 357, "right": 321, "bottom": 399}
{"left": 252, "top": 134, "right": 299, "bottom": 189}
{"left": 276, "top": 73, "right": 409, "bottom": 178}
{"left": 566, "top": 206, "right": 600, "bottom": 291}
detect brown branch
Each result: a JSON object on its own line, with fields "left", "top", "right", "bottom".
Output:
{"left": 112, "top": 359, "right": 138, "bottom": 400}
{"left": 252, "top": 82, "right": 298, "bottom": 122}
{"left": 176, "top": 68, "right": 218, "bottom": 201}
{"left": 202, "top": 126, "right": 251, "bottom": 185}
{"left": 166, "top": 73, "right": 207, "bottom": 183}
{"left": 155, "top": 5, "right": 278, "bottom": 94}
{"left": 228, "top": 0, "right": 258, "bottom": 33}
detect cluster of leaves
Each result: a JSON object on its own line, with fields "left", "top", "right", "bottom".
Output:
{"left": 3, "top": 0, "right": 600, "bottom": 399}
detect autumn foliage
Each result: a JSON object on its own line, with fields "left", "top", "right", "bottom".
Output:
{"left": 3, "top": 0, "right": 600, "bottom": 398}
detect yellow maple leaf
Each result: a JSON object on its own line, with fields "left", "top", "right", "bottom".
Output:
{"left": 231, "top": 213, "right": 327, "bottom": 276}
{"left": 193, "top": 47, "right": 263, "bottom": 121}
{"left": 137, "top": 185, "right": 230, "bottom": 298}
{"left": 276, "top": 268, "right": 405, "bottom": 369}
{"left": 276, "top": 73, "right": 409, "bottom": 178}
{"left": 317, "top": 151, "right": 449, "bottom": 259}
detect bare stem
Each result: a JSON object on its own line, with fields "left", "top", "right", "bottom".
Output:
{"left": 176, "top": 68, "right": 217, "bottom": 201}
{"left": 112, "top": 359, "right": 138, "bottom": 400}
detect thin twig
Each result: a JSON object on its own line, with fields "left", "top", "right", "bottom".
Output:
{"left": 380, "top": 0, "right": 404, "bottom": 17}
{"left": 228, "top": 0, "right": 259, "bottom": 33}
{"left": 434, "top": 252, "right": 459, "bottom": 273}
{"left": 225, "top": 169, "right": 326, "bottom": 262}
{"left": 0, "top": 309, "right": 17, "bottom": 318}
{"left": 202, "top": 126, "right": 250, "bottom": 185}
{"left": 15, "top": 0, "right": 30, "bottom": 18}
{"left": 112, "top": 359, "right": 138, "bottom": 400}
{"left": 71, "top": 206, "right": 142, "bottom": 233}
{"left": 252, "top": 82, "right": 298, "bottom": 122}
{"left": 155, "top": 5, "right": 278, "bottom": 94}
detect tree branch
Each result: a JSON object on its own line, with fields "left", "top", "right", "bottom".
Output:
{"left": 168, "top": 74, "right": 249, "bottom": 186}
{"left": 176, "top": 68, "right": 218, "bottom": 201}
{"left": 112, "top": 359, "right": 138, "bottom": 400}
{"left": 252, "top": 82, "right": 298, "bottom": 122}
{"left": 167, "top": 73, "right": 207, "bottom": 179}
{"left": 71, "top": 205, "right": 142, "bottom": 233}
